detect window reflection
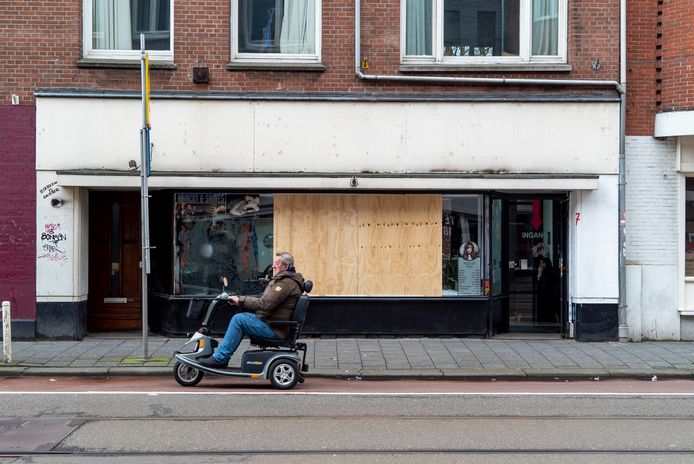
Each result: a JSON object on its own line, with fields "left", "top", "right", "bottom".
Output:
{"left": 686, "top": 179, "right": 694, "bottom": 276}
{"left": 443, "top": 195, "right": 483, "bottom": 296}
{"left": 174, "top": 194, "right": 274, "bottom": 295}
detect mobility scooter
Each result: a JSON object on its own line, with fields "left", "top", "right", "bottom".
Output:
{"left": 173, "top": 277, "right": 312, "bottom": 389}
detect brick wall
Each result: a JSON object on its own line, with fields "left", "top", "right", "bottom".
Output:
{"left": 0, "top": 105, "right": 36, "bottom": 320}
{"left": 625, "top": 135, "right": 680, "bottom": 340}
{"left": 625, "top": 136, "right": 678, "bottom": 266}
{"left": 0, "top": 0, "right": 621, "bottom": 105}
{"left": 627, "top": 0, "right": 694, "bottom": 135}
{"left": 659, "top": 0, "right": 694, "bottom": 113}
{"left": 626, "top": 0, "right": 657, "bottom": 135}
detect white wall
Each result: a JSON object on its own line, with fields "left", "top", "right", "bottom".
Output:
{"left": 37, "top": 98, "right": 619, "bottom": 175}
{"left": 625, "top": 136, "right": 679, "bottom": 340}
{"left": 570, "top": 175, "right": 619, "bottom": 305}
{"left": 36, "top": 172, "right": 88, "bottom": 302}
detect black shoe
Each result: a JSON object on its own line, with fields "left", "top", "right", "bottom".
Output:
{"left": 198, "top": 356, "right": 227, "bottom": 369}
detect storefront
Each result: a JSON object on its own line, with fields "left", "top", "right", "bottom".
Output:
{"left": 79, "top": 188, "right": 575, "bottom": 337}
{"left": 35, "top": 92, "right": 619, "bottom": 340}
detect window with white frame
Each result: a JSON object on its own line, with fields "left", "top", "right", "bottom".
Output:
{"left": 685, "top": 179, "right": 694, "bottom": 277}
{"left": 83, "top": 0, "right": 173, "bottom": 61}
{"left": 232, "top": 0, "right": 321, "bottom": 63}
{"left": 403, "top": 0, "right": 566, "bottom": 64}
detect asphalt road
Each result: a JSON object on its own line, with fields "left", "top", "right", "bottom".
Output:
{"left": 1, "top": 377, "right": 694, "bottom": 463}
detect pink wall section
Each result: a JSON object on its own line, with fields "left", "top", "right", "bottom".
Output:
{"left": 0, "top": 105, "right": 36, "bottom": 320}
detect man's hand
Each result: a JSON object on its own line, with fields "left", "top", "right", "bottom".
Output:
{"left": 229, "top": 295, "right": 240, "bottom": 306}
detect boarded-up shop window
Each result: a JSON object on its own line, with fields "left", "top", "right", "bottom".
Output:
{"left": 274, "top": 194, "right": 442, "bottom": 296}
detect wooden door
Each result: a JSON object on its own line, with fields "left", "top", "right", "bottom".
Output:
{"left": 88, "top": 192, "right": 142, "bottom": 331}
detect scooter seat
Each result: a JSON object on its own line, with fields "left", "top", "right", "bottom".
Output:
{"left": 249, "top": 336, "right": 292, "bottom": 348}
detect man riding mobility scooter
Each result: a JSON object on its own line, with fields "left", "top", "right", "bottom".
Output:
{"left": 173, "top": 277, "right": 313, "bottom": 389}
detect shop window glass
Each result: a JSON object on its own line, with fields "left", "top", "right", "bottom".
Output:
{"left": 686, "top": 179, "right": 694, "bottom": 276}
{"left": 174, "top": 193, "right": 274, "bottom": 295}
{"left": 443, "top": 195, "right": 483, "bottom": 296}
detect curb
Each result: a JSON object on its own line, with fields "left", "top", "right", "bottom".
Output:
{"left": 2, "top": 366, "right": 694, "bottom": 380}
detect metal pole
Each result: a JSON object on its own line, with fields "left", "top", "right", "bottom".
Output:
{"left": 617, "top": 0, "right": 629, "bottom": 343}
{"left": 2, "top": 301, "right": 11, "bottom": 364}
{"left": 140, "top": 34, "right": 150, "bottom": 359}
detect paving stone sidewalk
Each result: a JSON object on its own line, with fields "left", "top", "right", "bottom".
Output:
{"left": 2, "top": 335, "right": 694, "bottom": 380}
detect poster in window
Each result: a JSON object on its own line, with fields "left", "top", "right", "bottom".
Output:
{"left": 458, "top": 241, "right": 481, "bottom": 295}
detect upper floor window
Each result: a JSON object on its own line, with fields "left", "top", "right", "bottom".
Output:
{"left": 83, "top": 0, "right": 173, "bottom": 61}
{"left": 402, "top": 0, "right": 566, "bottom": 65}
{"left": 232, "top": 0, "right": 321, "bottom": 64}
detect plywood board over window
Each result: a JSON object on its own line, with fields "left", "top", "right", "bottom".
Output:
{"left": 274, "top": 194, "right": 442, "bottom": 296}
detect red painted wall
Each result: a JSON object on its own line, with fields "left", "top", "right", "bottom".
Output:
{"left": 0, "top": 105, "right": 36, "bottom": 320}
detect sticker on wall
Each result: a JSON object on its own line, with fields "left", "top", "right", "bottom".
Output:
{"left": 39, "top": 181, "right": 60, "bottom": 200}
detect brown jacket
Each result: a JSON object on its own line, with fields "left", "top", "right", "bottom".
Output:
{"left": 239, "top": 270, "right": 305, "bottom": 339}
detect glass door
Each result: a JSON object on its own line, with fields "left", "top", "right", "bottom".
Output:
{"left": 507, "top": 197, "right": 565, "bottom": 333}
{"left": 490, "top": 196, "right": 509, "bottom": 334}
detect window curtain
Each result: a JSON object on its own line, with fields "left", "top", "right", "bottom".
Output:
{"left": 279, "top": 0, "right": 316, "bottom": 54}
{"left": 92, "top": 0, "right": 132, "bottom": 50}
{"left": 532, "top": 0, "right": 558, "bottom": 55}
{"left": 406, "top": 0, "right": 432, "bottom": 55}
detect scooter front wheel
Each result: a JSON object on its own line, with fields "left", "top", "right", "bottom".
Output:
{"left": 174, "top": 361, "right": 205, "bottom": 387}
{"left": 268, "top": 359, "right": 299, "bottom": 390}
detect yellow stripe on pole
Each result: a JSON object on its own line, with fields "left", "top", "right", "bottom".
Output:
{"left": 145, "top": 52, "right": 151, "bottom": 127}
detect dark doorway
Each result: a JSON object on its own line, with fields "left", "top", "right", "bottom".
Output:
{"left": 491, "top": 196, "right": 567, "bottom": 335}
{"left": 88, "top": 192, "right": 142, "bottom": 331}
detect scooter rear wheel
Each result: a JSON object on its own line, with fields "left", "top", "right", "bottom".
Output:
{"left": 268, "top": 359, "right": 299, "bottom": 389}
{"left": 174, "top": 361, "right": 205, "bottom": 387}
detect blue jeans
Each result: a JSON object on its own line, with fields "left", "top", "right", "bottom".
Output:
{"left": 213, "top": 312, "right": 279, "bottom": 364}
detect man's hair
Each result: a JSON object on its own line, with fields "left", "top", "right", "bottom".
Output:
{"left": 275, "top": 251, "right": 295, "bottom": 268}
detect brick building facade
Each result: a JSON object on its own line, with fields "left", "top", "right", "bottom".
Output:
{"left": 625, "top": 0, "right": 694, "bottom": 340}
{"left": 0, "top": 0, "right": 638, "bottom": 340}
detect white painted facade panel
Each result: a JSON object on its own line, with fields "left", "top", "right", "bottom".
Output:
{"left": 37, "top": 98, "right": 619, "bottom": 175}
{"left": 625, "top": 136, "right": 680, "bottom": 340}
{"left": 570, "top": 175, "right": 619, "bottom": 303}
{"left": 36, "top": 171, "right": 76, "bottom": 298}
{"left": 640, "top": 265, "right": 680, "bottom": 340}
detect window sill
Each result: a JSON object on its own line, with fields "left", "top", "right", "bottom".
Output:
{"left": 226, "top": 61, "right": 326, "bottom": 72}
{"left": 399, "top": 63, "right": 572, "bottom": 73}
{"left": 76, "top": 58, "right": 178, "bottom": 70}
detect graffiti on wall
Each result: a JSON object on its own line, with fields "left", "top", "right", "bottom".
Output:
{"left": 38, "top": 222, "right": 68, "bottom": 263}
